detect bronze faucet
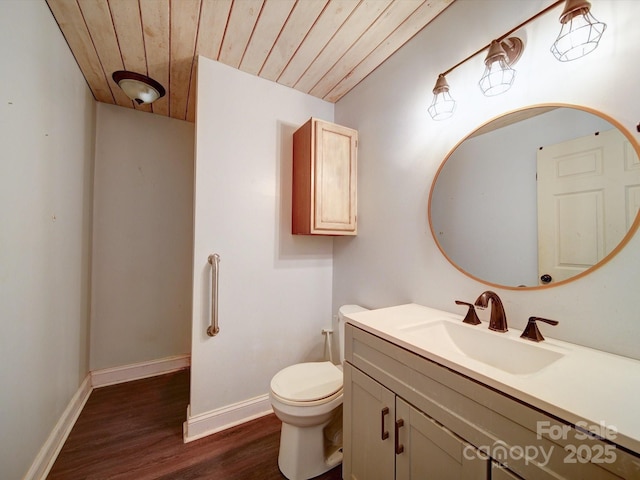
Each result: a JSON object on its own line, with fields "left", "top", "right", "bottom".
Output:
{"left": 474, "top": 291, "right": 508, "bottom": 332}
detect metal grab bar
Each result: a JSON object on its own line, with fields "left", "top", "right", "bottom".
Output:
{"left": 207, "top": 254, "right": 220, "bottom": 337}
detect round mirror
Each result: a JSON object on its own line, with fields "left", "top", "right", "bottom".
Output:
{"left": 429, "top": 104, "right": 640, "bottom": 289}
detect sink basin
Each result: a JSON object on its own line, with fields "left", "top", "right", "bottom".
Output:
{"left": 398, "top": 320, "right": 566, "bottom": 375}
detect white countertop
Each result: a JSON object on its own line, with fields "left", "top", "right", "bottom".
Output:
{"left": 345, "top": 303, "right": 640, "bottom": 454}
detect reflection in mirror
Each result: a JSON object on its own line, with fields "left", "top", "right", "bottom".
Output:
{"left": 429, "top": 105, "right": 640, "bottom": 289}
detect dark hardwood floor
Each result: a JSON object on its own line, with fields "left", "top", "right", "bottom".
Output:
{"left": 47, "top": 369, "right": 342, "bottom": 480}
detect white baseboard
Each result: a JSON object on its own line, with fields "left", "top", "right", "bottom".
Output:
{"left": 24, "top": 355, "right": 192, "bottom": 480}
{"left": 23, "top": 374, "right": 92, "bottom": 480}
{"left": 91, "top": 354, "right": 190, "bottom": 388}
{"left": 27, "top": 355, "right": 276, "bottom": 478}
{"left": 183, "top": 395, "right": 273, "bottom": 443}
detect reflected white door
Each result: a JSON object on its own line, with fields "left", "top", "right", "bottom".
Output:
{"left": 537, "top": 128, "right": 640, "bottom": 284}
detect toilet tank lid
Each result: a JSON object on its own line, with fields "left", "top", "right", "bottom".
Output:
{"left": 338, "top": 304, "right": 368, "bottom": 319}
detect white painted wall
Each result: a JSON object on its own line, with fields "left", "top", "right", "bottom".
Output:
{"left": 189, "top": 58, "right": 334, "bottom": 420}
{"left": 0, "top": 2, "right": 95, "bottom": 478}
{"left": 91, "top": 103, "right": 194, "bottom": 370}
{"left": 334, "top": 0, "right": 640, "bottom": 360}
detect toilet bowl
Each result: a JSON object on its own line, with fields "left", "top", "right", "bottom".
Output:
{"left": 269, "top": 304, "right": 368, "bottom": 480}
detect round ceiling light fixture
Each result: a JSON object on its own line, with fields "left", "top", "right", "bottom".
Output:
{"left": 112, "top": 71, "right": 166, "bottom": 105}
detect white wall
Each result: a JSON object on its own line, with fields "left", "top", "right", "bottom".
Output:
{"left": 0, "top": 2, "right": 95, "bottom": 478}
{"left": 189, "top": 57, "right": 334, "bottom": 420}
{"left": 334, "top": 0, "right": 640, "bottom": 360}
{"left": 91, "top": 103, "right": 194, "bottom": 369}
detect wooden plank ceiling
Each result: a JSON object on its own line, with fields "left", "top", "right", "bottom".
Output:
{"left": 47, "top": 0, "right": 454, "bottom": 122}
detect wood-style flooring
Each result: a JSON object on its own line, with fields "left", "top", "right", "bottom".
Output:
{"left": 47, "top": 369, "right": 342, "bottom": 479}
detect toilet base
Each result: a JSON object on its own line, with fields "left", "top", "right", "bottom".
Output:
{"left": 277, "top": 415, "right": 342, "bottom": 480}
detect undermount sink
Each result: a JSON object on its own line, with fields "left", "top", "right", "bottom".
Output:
{"left": 399, "top": 320, "right": 566, "bottom": 375}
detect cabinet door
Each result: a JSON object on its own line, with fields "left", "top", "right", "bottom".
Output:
{"left": 343, "top": 363, "right": 395, "bottom": 480}
{"left": 490, "top": 461, "right": 522, "bottom": 480}
{"left": 313, "top": 119, "right": 357, "bottom": 234}
{"left": 395, "top": 398, "right": 489, "bottom": 480}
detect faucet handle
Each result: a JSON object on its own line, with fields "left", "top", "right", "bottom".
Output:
{"left": 455, "top": 301, "right": 481, "bottom": 325}
{"left": 520, "top": 316, "right": 559, "bottom": 342}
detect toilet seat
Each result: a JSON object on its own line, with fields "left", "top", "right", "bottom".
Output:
{"left": 270, "top": 361, "right": 343, "bottom": 406}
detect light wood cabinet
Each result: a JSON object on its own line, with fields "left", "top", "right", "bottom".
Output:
{"left": 292, "top": 118, "right": 357, "bottom": 235}
{"left": 344, "top": 324, "right": 637, "bottom": 480}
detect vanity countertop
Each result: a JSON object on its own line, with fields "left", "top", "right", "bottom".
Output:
{"left": 345, "top": 303, "right": 640, "bottom": 455}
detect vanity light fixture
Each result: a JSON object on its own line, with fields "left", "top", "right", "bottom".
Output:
{"left": 428, "top": 0, "right": 606, "bottom": 121}
{"left": 550, "top": 0, "right": 607, "bottom": 62}
{"left": 427, "top": 74, "right": 456, "bottom": 121}
{"left": 478, "top": 37, "right": 523, "bottom": 97}
{"left": 112, "top": 71, "right": 166, "bottom": 105}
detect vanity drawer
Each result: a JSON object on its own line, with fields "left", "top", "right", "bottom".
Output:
{"left": 345, "top": 324, "right": 640, "bottom": 480}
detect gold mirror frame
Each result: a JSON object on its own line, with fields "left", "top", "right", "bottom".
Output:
{"left": 428, "top": 103, "right": 640, "bottom": 290}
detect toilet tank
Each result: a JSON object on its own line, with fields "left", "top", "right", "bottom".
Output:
{"left": 337, "top": 304, "right": 368, "bottom": 363}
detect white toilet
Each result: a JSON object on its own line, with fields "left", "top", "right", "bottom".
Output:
{"left": 269, "top": 304, "right": 368, "bottom": 480}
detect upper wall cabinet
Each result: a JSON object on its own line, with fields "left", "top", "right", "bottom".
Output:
{"left": 292, "top": 118, "right": 358, "bottom": 235}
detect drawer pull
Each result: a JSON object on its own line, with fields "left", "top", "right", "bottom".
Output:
{"left": 395, "top": 419, "right": 405, "bottom": 454}
{"left": 381, "top": 407, "right": 389, "bottom": 440}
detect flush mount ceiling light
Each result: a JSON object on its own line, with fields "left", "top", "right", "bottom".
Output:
{"left": 427, "top": 74, "right": 456, "bottom": 121}
{"left": 112, "top": 71, "right": 166, "bottom": 105}
{"left": 478, "top": 37, "right": 523, "bottom": 97}
{"left": 428, "top": 0, "right": 607, "bottom": 121}
{"left": 550, "top": 0, "right": 607, "bottom": 62}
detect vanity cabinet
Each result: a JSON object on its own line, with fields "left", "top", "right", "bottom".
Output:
{"left": 345, "top": 363, "right": 488, "bottom": 479}
{"left": 344, "top": 364, "right": 395, "bottom": 479}
{"left": 395, "top": 396, "right": 489, "bottom": 479}
{"left": 292, "top": 118, "right": 357, "bottom": 235}
{"left": 344, "top": 324, "right": 639, "bottom": 480}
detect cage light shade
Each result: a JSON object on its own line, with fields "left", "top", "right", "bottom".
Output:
{"left": 428, "top": 74, "right": 456, "bottom": 121}
{"left": 479, "top": 40, "right": 516, "bottom": 97}
{"left": 551, "top": 0, "right": 606, "bottom": 62}
{"left": 112, "top": 71, "right": 166, "bottom": 104}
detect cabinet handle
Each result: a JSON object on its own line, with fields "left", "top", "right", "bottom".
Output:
{"left": 395, "top": 419, "right": 405, "bottom": 454}
{"left": 380, "top": 407, "right": 389, "bottom": 440}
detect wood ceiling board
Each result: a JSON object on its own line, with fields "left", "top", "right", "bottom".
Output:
{"left": 258, "top": 0, "right": 329, "bottom": 82}
{"left": 140, "top": 0, "right": 170, "bottom": 116}
{"left": 185, "top": 62, "right": 197, "bottom": 123}
{"left": 293, "top": 0, "right": 393, "bottom": 93}
{"left": 109, "top": 0, "right": 151, "bottom": 113}
{"left": 186, "top": 0, "right": 232, "bottom": 122}
{"left": 185, "top": 0, "right": 233, "bottom": 122}
{"left": 468, "top": 106, "right": 558, "bottom": 138}
{"left": 169, "top": 0, "right": 201, "bottom": 120}
{"left": 324, "top": 0, "right": 454, "bottom": 102}
{"left": 47, "top": 0, "right": 114, "bottom": 104}
{"left": 195, "top": 0, "right": 232, "bottom": 61}
{"left": 46, "top": 0, "right": 456, "bottom": 121}
{"left": 310, "top": 0, "right": 424, "bottom": 98}
{"left": 77, "top": 0, "right": 132, "bottom": 108}
{"left": 109, "top": 0, "right": 147, "bottom": 73}
{"left": 239, "top": 0, "right": 296, "bottom": 76}
{"left": 219, "top": 0, "right": 264, "bottom": 69}
{"left": 277, "top": 0, "right": 360, "bottom": 88}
